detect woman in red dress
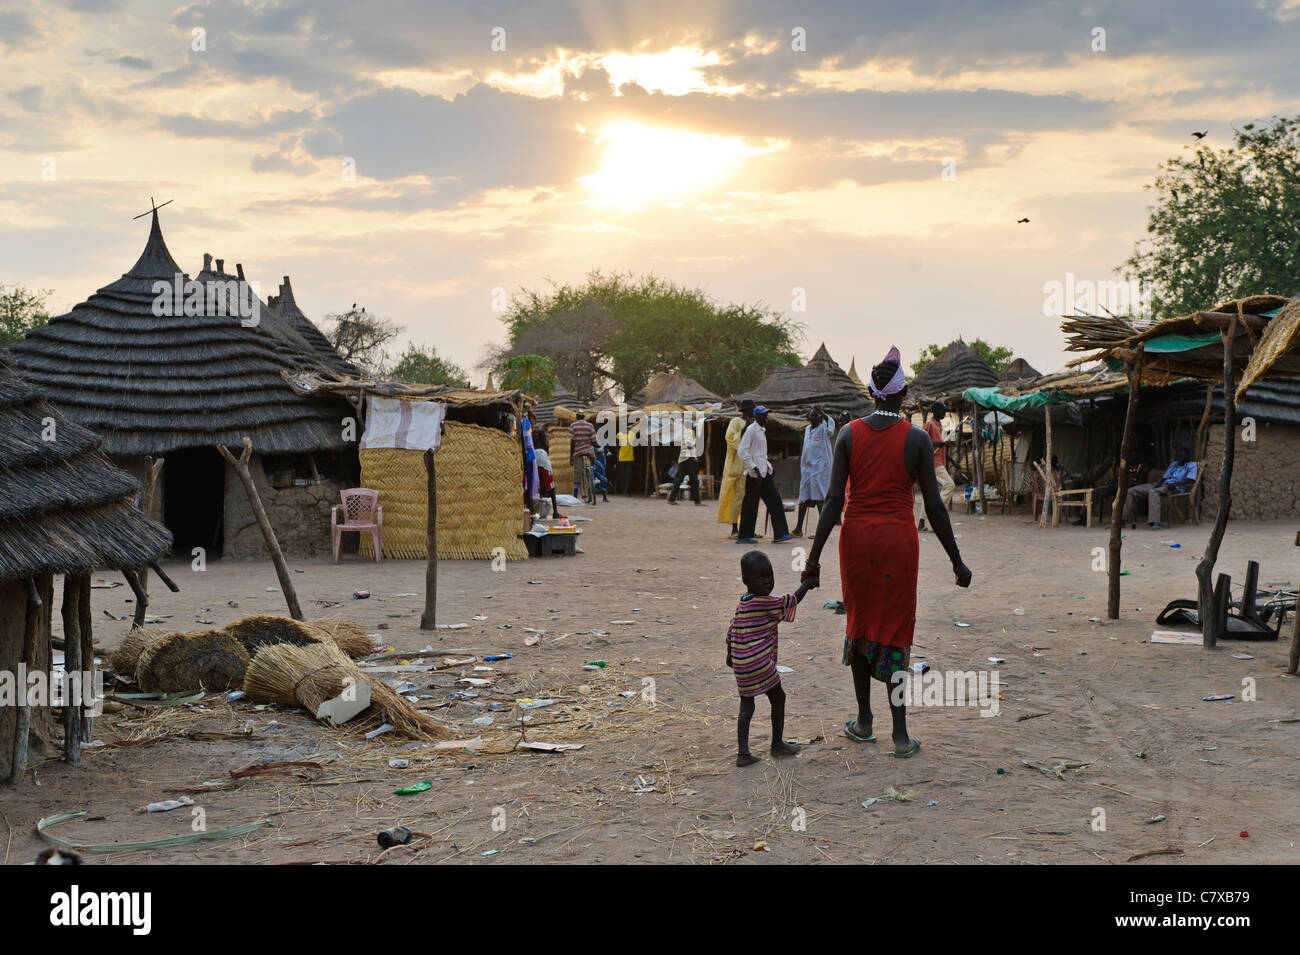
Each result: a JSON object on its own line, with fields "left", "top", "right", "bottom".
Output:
{"left": 803, "top": 347, "right": 971, "bottom": 757}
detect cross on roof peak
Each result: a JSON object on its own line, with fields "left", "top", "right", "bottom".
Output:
{"left": 132, "top": 197, "right": 174, "bottom": 220}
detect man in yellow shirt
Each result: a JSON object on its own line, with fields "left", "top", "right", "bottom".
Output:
{"left": 617, "top": 428, "right": 635, "bottom": 496}
{"left": 717, "top": 399, "right": 754, "bottom": 537}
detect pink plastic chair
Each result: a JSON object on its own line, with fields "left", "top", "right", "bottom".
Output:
{"left": 332, "top": 488, "right": 383, "bottom": 563}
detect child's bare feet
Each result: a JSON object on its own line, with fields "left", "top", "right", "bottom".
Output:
{"left": 737, "top": 753, "right": 761, "bottom": 767}
{"left": 771, "top": 741, "right": 801, "bottom": 756}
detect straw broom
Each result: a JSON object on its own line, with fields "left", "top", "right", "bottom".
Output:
{"left": 243, "top": 642, "right": 451, "bottom": 740}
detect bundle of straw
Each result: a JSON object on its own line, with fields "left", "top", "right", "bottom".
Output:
{"left": 243, "top": 643, "right": 452, "bottom": 740}
{"left": 136, "top": 630, "right": 249, "bottom": 693}
{"left": 305, "top": 618, "right": 374, "bottom": 658}
{"left": 224, "top": 614, "right": 323, "bottom": 655}
{"left": 109, "top": 628, "right": 162, "bottom": 675}
{"left": 243, "top": 641, "right": 355, "bottom": 713}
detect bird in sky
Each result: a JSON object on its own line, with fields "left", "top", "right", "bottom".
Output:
{"left": 1192, "top": 131, "right": 1208, "bottom": 139}
{"left": 1016, "top": 217, "right": 1030, "bottom": 224}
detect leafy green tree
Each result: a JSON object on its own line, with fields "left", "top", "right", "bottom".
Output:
{"left": 911, "top": 338, "right": 1013, "bottom": 377}
{"left": 389, "top": 344, "right": 469, "bottom": 387}
{"left": 1123, "top": 115, "right": 1300, "bottom": 317}
{"left": 0, "top": 283, "right": 52, "bottom": 347}
{"left": 492, "top": 270, "right": 802, "bottom": 400}
{"left": 498, "top": 353, "right": 558, "bottom": 401}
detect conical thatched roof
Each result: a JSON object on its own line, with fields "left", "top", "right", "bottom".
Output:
{"left": 908, "top": 339, "right": 998, "bottom": 402}
{"left": 0, "top": 361, "right": 171, "bottom": 582}
{"left": 999, "top": 356, "right": 1040, "bottom": 382}
{"left": 5, "top": 211, "right": 353, "bottom": 457}
{"left": 628, "top": 372, "right": 721, "bottom": 408}
{"left": 531, "top": 383, "right": 583, "bottom": 425}
{"left": 733, "top": 344, "right": 873, "bottom": 421}
{"left": 265, "top": 274, "right": 358, "bottom": 377}
{"left": 588, "top": 387, "right": 620, "bottom": 411}
{"left": 846, "top": 358, "right": 870, "bottom": 396}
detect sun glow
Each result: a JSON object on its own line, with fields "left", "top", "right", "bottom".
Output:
{"left": 579, "top": 122, "right": 761, "bottom": 203}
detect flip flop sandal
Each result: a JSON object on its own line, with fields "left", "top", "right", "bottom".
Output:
{"left": 843, "top": 721, "right": 876, "bottom": 743}
{"left": 890, "top": 739, "right": 921, "bottom": 758}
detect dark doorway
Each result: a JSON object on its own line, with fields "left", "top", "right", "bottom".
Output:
{"left": 163, "top": 447, "right": 225, "bottom": 558}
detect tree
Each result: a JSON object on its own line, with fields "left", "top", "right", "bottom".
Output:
{"left": 321, "top": 305, "right": 401, "bottom": 375}
{"left": 491, "top": 270, "right": 802, "bottom": 400}
{"left": 0, "top": 284, "right": 52, "bottom": 347}
{"left": 1123, "top": 115, "right": 1300, "bottom": 317}
{"left": 910, "top": 338, "right": 1013, "bottom": 377}
{"left": 389, "top": 344, "right": 469, "bottom": 387}
{"left": 498, "top": 354, "right": 558, "bottom": 401}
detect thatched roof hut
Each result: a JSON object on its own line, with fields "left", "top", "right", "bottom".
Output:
{"left": 6, "top": 211, "right": 353, "bottom": 458}
{"left": 999, "top": 357, "right": 1041, "bottom": 382}
{"left": 4, "top": 210, "right": 360, "bottom": 560}
{"left": 0, "top": 362, "right": 171, "bottom": 582}
{"left": 1, "top": 360, "right": 171, "bottom": 781}
{"left": 531, "top": 383, "right": 584, "bottom": 426}
{"left": 733, "top": 344, "right": 872, "bottom": 421}
{"left": 846, "top": 358, "right": 870, "bottom": 396}
{"left": 628, "top": 372, "right": 721, "bottom": 408}
{"left": 908, "top": 339, "right": 998, "bottom": 405}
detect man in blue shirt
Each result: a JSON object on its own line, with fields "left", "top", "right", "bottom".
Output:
{"left": 1123, "top": 445, "right": 1198, "bottom": 530}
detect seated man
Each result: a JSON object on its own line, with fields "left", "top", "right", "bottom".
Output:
{"left": 1122, "top": 446, "right": 1197, "bottom": 530}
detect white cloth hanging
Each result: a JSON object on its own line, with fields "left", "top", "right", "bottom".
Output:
{"left": 361, "top": 397, "right": 445, "bottom": 451}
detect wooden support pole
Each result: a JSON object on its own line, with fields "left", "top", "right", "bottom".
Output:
{"left": 217, "top": 437, "right": 304, "bottom": 621}
{"left": 1289, "top": 596, "right": 1300, "bottom": 674}
{"left": 124, "top": 568, "right": 148, "bottom": 629}
{"left": 420, "top": 448, "right": 438, "bottom": 631}
{"left": 1196, "top": 322, "right": 1238, "bottom": 647}
{"left": 1108, "top": 348, "right": 1144, "bottom": 619}
{"left": 975, "top": 404, "right": 988, "bottom": 516}
{"left": 77, "top": 575, "right": 93, "bottom": 743}
{"left": 61, "top": 576, "right": 82, "bottom": 767}
{"left": 150, "top": 564, "right": 180, "bottom": 593}
{"left": 972, "top": 405, "right": 984, "bottom": 514}
{"left": 1195, "top": 383, "right": 1213, "bottom": 461}
{"left": 138, "top": 456, "right": 164, "bottom": 599}
{"left": 10, "top": 578, "right": 42, "bottom": 783}
{"left": 1040, "top": 403, "right": 1054, "bottom": 527}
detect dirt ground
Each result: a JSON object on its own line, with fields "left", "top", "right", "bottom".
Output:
{"left": 4, "top": 496, "right": 1299, "bottom": 865}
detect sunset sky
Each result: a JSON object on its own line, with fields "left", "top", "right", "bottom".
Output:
{"left": 4, "top": 0, "right": 1300, "bottom": 386}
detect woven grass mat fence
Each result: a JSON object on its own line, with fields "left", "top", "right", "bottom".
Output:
{"left": 360, "top": 421, "right": 528, "bottom": 561}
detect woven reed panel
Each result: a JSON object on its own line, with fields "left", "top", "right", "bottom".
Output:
{"left": 546, "top": 425, "right": 572, "bottom": 492}
{"left": 360, "top": 421, "right": 528, "bottom": 560}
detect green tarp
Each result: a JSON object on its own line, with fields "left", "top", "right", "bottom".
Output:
{"left": 961, "top": 386, "right": 1058, "bottom": 411}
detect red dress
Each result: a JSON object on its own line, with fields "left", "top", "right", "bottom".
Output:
{"left": 839, "top": 417, "right": 919, "bottom": 648}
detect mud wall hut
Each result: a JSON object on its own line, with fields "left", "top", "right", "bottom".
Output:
{"left": 4, "top": 212, "right": 357, "bottom": 561}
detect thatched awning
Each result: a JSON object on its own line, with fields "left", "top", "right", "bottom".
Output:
{"left": 1063, "top": 296, "right": 1300, "bottom": 400}
{"left": 5, "top": 211, "right": 354, "bottom": 457}
{"left": 289, "top": 371, "right": 531, "bottom": 416}
{"left": 0, "top": 361, "right": 171, "bottom": 582}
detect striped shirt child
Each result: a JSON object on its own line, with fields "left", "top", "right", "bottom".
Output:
{"left": 727, "top": 592, "right": 797, "bottom": 697}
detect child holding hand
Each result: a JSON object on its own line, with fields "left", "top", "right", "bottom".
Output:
{"left": 726, "top": 550, "right": 814, "bottom": 766}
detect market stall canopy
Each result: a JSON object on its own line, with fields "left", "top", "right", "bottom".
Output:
{"left": 1063, "top": 296, "right": 1300, "bottom": 399}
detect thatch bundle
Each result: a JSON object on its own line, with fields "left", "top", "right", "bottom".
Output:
{"left": 136, "top": 629, "right": 250, "bottom": 693}
{"left": 243, "top": 641, "right": 451, "bottom": 739}
{"left": 305, "top": 617, "right": 374, "bottom": 658}
{"left": 108, "top": 627, "right": 163, "bottom": 675}
{"left": 547, "top": 424, "right": 573, "bottom": 494}
{"left": 359, "top": 420, "right": 528, "bottom": 560}
{"left": 223, "top": 614, "right": 324, "bottom": 655}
